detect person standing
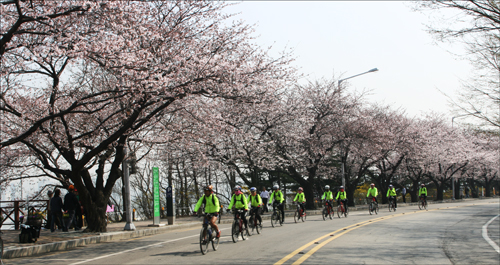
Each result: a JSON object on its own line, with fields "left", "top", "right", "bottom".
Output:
{"left": 50, "top": 189, "right": 66, "bottom": 232}
{"left": 402, "top": 186, "right": 407, "bottom": 203}
{"left": 64, "top": 185, "right": 81, "bottom": 231}
{"left": 45, "top": 190, "right": 54, "bottom": 229}
{"left": 260, "top": 187, "right": 270, "bottom": 213}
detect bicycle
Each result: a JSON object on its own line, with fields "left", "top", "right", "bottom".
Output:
{"left": 199, "top": 213, "right": 219, "bottom": 255}
{"left": 418, "top": 196, "right": 427, "bottom": 210}
{"left": 248, "top": 206, "right": 262, "bottom": 235}
{"left": 368, "top": 197, "right": 379, "bottom": 215}
{"left": 388, "top": 197, "right": 396, "bottom": 212}
{"left": 322, "top": 200, "right": 334, "bottom": 220}
{"left": 337, "top": 201, "right": 348, "bottom": 218}
{"left": 270, "top": 202, "right": 283, "bottom": 227}
{"left": 231, "top": 209, "right": 248, "bottom": 243}
{"left": 294, "top": 202, "right": 306, "bottom": 223}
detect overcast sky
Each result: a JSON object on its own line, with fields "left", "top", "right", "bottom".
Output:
{"left": 224, "top": 1, "right": 473, "bottom": 120}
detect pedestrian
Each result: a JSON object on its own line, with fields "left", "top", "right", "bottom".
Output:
{"left": 50, "top": 189, "right": 67, "bottom": 232}
{"left": 74, "top": 188, "right": 83, "bottom": 229}
{"left": 64, "top": 185, "right": 81, "bottom": 231}
{"left": 260, "top": 187, "right": 270, "bottom": 213}
{"left": 45, "top": 190, "right": 53, "bottom": 229}
{"left": 402, "top": 186, "right": 407, "bottom": 203}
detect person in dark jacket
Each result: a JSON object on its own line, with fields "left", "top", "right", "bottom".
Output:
{"left": 64, "top": 185, "right": 81, "bottom": 231}
{"left": 50, "top": 189, "right": 67, "bottom": 232}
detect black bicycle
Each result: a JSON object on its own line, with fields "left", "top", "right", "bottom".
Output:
{"left": 248, "top": 206, "right": 262, "bottom": 235}
{"left": 199, "top": 213, "right": 219, "bottom": 255}
{"left": 270, "top": 202, "right": 283, "bottom": 227}
{"left": 388, "top": 197, "right": 396, "bottom": 212}
{"left": 419, "top": 196, "right": 427, "bottom": 210}
{"left": 231, "top": 209, "right": 248, "bottom": 243}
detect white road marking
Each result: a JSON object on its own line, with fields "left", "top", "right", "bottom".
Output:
{"left": 70, "top": 227, "right": 230, "bottom": 265}
{"left": 482, "top": 214, "right": 500, "bottom": 253}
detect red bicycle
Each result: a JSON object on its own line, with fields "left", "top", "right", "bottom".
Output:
{"left": 231, "top": 209, "right": 248, "bottom": 243}
{"left": 294, "top": 202, "right": 306, "bottom": 223}
{"left": 322, "top": 200, "right": 334, "bottom": 220}
{"left": 368, "top": 197, "right": 379, "bottom": 215}
{"left": 337, "top": 201, "right": 348, "bottom": 218}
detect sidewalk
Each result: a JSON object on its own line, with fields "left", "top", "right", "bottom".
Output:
{"left": 1, "top": 198, "right": 484, "bottom": 259}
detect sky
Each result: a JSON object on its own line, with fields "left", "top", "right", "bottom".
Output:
{"left": 224, "top": 1, "right": 473, "bottom": 120}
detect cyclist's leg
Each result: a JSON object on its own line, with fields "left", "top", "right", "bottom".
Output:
{"left": 279, "top": 203, "right": 285, "bottom": 222}
{"left": 393, "top": 197, "right": 397, "bottom": 208}
{"left": 256, "top": 208, "right": 262, "bottom": 224}
{"left": 344, "top": 199, "right": 348, "bottom": 211}
{"left": 242, "top": 210, "right": 248, "bottom": 229}
{"left": 209, "top": 214, "right": 220, "bottom": 237}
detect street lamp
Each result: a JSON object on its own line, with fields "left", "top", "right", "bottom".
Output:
{"left": 450, "top": 111, "right": 480, "bottom": 200}
{"left": 451, "top": 111, "right": 481, "bottom": 128}
{"left": 338, "top": 68, "right": 379, "bottom": 188}
{"left": 338, "top": 68, "right": 379, "bottom": 87}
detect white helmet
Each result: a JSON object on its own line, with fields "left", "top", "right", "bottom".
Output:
{"left": 273, "top": 185, "right": 279, "bottom": 190}
{"left": 325, "top": 185, "right": 330, "bottom": 190}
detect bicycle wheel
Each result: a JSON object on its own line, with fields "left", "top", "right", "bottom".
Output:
{"left": 255, "top": 218, "right": 261, "bottom": 234}
{"left": 271, "top": 212, "right": 277, "bottom": 227}
{"left": 301, "top": 210, "right": 306, "bottom": 222}
{"left": 279, "top": 212, "right": 283, "bottom": 226}
{"left": 375, "top": 204, "right": 379, "bottom": 214}
{"left": 249, "top": 216, "right": 255, "bottom": 235}
{"left": 241, "top": 221, "right": 248, "bottom": 241}
{"left": 418, "top": 200, "right": 423, "bottom": 210}
{"left": 200, "top": 228, "right": 209, "bottom": 255}
{"left": 424, "top": 201, "right": 427, "bottom": 210}
{"left": 328, "top": 207, "right": 333, "bottom": 219}
{"left": 294, "top": 210, "right": 299, "bottom": 223}
{"left": 322, "top": 208, "right": 327, "bottom": 221}
{"left": 231, "top": 220, "right": 239, "bottom": 243}
{"left": 344, "top": 206, "right": 349, "bottom": 217}
{"left": 337, "top": 205, "right": 341, "bottom": 218}
{"left": 212, "top": 231, "right": 219, "bottom": 251}
{"left": 389, "top": 202, "right": 393, "bottom": 212}
{"left": 369, "top": 203, "right": 373, "bottom": 215}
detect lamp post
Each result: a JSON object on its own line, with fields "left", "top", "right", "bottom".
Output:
{"left": 450, "top": 111, "right": 481, "bottom": 200}
{"left": 338, "top": 68, "right": 379, "bottom": 188}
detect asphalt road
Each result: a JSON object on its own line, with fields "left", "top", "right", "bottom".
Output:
{"left": 5, "top": 199, "right": 499, "bottom": 265}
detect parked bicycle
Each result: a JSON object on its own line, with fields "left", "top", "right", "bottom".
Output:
{"left": 337, "top": 201, "right": 348, "bottom": 218}
{"left": 231, "top": 209, "right": 249, "bottom": 243}
{"left": 248, "top": 206, "right": 262, "bottom": 235}
{"left": 388, "top": 198, "right": 396, "bottom": 212}
{"left": 294, "top": 202, "right": 306, "bottom": 223}
{"left": 322, "top": 200, "right": 334, "bottom": 220}
{"left": 199, "top": 213, "right": 219, "bottom": 255}
{"left": 418, "top": 196, "right": 427, "bottom": 210}
{"left": 270, "top": 202, "right": 283, "bottom": 227}
{"left": 368, "top": 197, "right": 379, "bottom": 215}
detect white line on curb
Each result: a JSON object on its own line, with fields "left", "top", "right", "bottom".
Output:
{"left": 482, "top": 214, "right": 500, "bottom": 254}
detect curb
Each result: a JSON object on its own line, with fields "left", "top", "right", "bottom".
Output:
{"left": 3, "top": 198, "right": 479, "bottom": 259}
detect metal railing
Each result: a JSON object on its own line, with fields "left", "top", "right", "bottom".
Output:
{"left": 0, "top": 200, "right": 49, "bottom": 230}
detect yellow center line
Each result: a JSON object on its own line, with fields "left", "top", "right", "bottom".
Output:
{"left": 276, "top": 201, "right": 496, "bottom": 265}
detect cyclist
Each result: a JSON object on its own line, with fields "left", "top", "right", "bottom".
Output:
{"left": 248, "top": 187, "right": 263, "bottom": 227}
{"left": 268, "top": 185, "right": 285, "bottom": 223}
{"left": 227, "top": 186, "right": 249, "bottom": 230}
{"left": 386, "top": 184, "right": 397, "bottom": 210}
{"left": 336, "top": 186, "right": 348, "bottom": 212}
{"left": 366, "top": 183, "right": 378, "bottom": 204}
{"left": 321, "top": 185, "right": 334, "bottom": 216}
{"left": 419, "top": 183, "right": 427, "bottom": 205}
{"left": 293, "top": 187, "right": 306, "bottom": 216}
{"left": 193, "top": 185, "right": 221, "bottom": 238}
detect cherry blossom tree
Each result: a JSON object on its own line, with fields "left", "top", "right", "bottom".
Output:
{"left": 1, "top": 1, "right": 294, "bottom": 232}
